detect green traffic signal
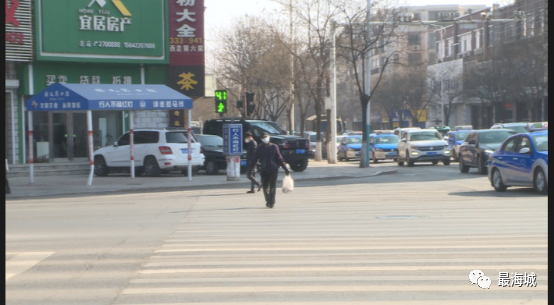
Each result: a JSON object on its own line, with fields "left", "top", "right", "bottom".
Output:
{"left": 215, "top": 90, "right": 227, "bottom": 113}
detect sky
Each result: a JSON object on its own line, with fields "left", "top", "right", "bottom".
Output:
{"left": 204, "top": 0, "right": 500, "bottom": 46}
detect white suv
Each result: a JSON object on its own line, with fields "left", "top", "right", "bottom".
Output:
{"left": 93, "top": 129, "right": 205, "bottom": 177}
{"left": 397, "top": 129, "right": 451, "bottom": 167}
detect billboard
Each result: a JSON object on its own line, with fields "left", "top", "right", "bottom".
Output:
{"left": 6, "top": 0, "right": 33, "bottom": 61}
{"left": 168, "top": 0, "right": 205, "bottom": 98}
{"left": 35, "top": 0, "right": 168, "bottom": 63}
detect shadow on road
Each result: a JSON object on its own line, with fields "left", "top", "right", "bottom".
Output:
{"left": 449, "top": 188, "right": 544, "bottom": 198}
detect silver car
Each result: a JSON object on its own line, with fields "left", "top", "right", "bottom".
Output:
{"left": 397, "top": 129, "right": 451, "bottom": 167}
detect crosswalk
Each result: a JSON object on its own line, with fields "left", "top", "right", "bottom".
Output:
{"left": 6, "top": 252, "right": 55, "bottom": 281}
{"left": 112, "top": 183, "right": 548, "bottom": 305}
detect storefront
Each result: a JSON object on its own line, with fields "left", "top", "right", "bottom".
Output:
{"left": 15, "top": 0, "right": 169, "bottom": 163}
{"left": 6, "top": 0, "right": 33, "bottom": 164}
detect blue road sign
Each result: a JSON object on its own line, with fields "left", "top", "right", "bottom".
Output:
{"left": 223, "top": 124, "right": 243, "bottom": 156}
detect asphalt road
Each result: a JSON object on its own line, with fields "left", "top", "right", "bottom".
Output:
{"left": 6, "top": 161, "right": 548, "bottom": 305}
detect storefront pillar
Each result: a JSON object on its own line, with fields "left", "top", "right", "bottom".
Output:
{"left": 87, "top": 110, "right": 94, "bottom": 186}
{"left": 28, "top": 111, "right": 34, "bottom": 184}
{"left": 129, "top": 111, "right": 135, "bottom": 179}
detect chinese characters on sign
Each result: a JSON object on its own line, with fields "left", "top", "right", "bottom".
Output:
{"left": 45, "top": 75, "right": 132, "bottom": 86}
{"left": 169, "top": 0, "right": 204, "bottom": 57}
{"left": 6, "top": 0, "right": 33, "bottom": 61}
{"left": 223, "top": 124, "right": 243, "bottom": 156}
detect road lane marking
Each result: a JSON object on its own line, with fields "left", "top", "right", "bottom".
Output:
{"left": 138, "top": 265, "right": 548, "bottom": 274}
{"left": 121, "top": 285, "right": 547, "bottom": 294}
{"left": 5, "top": 252, "right": 54, "bottom": 280}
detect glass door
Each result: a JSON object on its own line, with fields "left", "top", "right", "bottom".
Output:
{"left": 52, "top": 113, "right": 68, "bottom": 159}
{"left": 73, "top": 112, "right": 89, "bottom": 158}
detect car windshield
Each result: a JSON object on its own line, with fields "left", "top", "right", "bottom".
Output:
{"left": 503, "top": 125, "right": 528, "bottom": 134}
{"left": 375, "top": 135, "right": 399, "bottom": 144}
{"left": 456, "top": 132, "right": 471, "bottom": 141}
{"left": 480, "top": 131, "right": 516, "bottom": 144}
{"left": 197, "top": 136, "right": 223, "bottom": 150}
{"left": 347, "top": 137, "right": 362, "bottom": 144}
{"left": 531, "top": 134, "right": 548, "bottom": 151}
{"left": 409, "top": 132, "right": 443, "bottom": 141}
{"left": 166, "top": 132, "right": 190, "bottom": 143}
{"left": 250, "top": 122, "right": 285, "bottom": 135}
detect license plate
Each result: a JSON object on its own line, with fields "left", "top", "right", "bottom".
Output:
{"left": 387, "top": 152, "right": 397, "bottom": 156}
{"left": 296, "top": 149, "right": 306, "bottom": 154}
{"left": 356, "top": 151, "right": 361, "bottom": 155}
{"left": 240, "top": 160, "right": 247, "bottom": 166}
{"left": 427, "top": 151, "right": 437, "bottom": 156}
{"left": 181, "top": 149, "right": 194, "bottom": 154}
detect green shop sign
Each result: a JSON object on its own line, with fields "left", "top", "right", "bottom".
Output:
{"left": 35, "top": 0, "right": 168, "bottom": 63}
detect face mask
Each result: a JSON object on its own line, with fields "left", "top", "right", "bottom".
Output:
{"left": 262, "top": 137, "right": 270, "bottom": 144}
{"left": 245, "top": 139, "right": 251, "bottom": 143}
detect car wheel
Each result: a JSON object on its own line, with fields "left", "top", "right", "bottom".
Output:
{"left": 443, "top": 159, "right": 451, "bottom": 166}
{"left": 477, "top": 155, "right": 487, "bottom": 175}
{"left": 407, "top": 150, "right": 415, "bottom": 167}
{"left": 205, "top": 160, "right": 219, "bottom": 175}
{"left": 452, "top": 149, "right": 458, "bottom": 162}
{"left": 432, "top": 161, "right": 439, "bottom": 165}
{"left": 397, "top": 151, "right": 404, "bottom": 166}
{"left": 144, "top": 156, "right": 161, "bottom": 177}
{"left": 94, "top": 156, "right": 110, "bottom": 177}
{"left": 290, "top": 159, "right": 308, "bottom": 172}
{"left": 372, "top": 152, "right": 378, "bottom": 163}
{"left": 534, "top": 167, "right": 548, "bottom": 195}
{"left": 459, "top": 155, "right": 469, "bottom": 173}
{"left": 491, "top": 168, "right": 507, "bottom": 192}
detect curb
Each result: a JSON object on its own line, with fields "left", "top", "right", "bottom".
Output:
{"left": 6, "top": 170, "right": 397, "bottom": 200}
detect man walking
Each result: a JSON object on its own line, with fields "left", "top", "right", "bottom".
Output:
{"left": 244, "top": 131, "right": 261, "bottom": 193}
{"left": 248, "top": 132, "right": 290, "bottom": 208}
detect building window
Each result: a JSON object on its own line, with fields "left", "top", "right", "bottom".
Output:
{"left": 475, "top": 29, "right": 481, "bottom": 49}
{"left": 408, "top": 34, "right": 420, "bottom": 45}
{"left": 408, "top": 53, "right": 421, "bottom": 65}
{"left": 446, "top": 38, "right": 453, "bottom": 57}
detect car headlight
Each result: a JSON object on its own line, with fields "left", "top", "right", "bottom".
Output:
{"left": 411, "top": 151, "right": 419, "bottom": 156}
{"left": 375, "top": 148, "right": 384, "bottom": 152}
{"left": 485, "top": 149, "right": 494, "bottom": 155}
{"left": 444, "top": 150, "right": 451, "bottom": 154}
{"left": 410, "top": 145, "right": 419, "bottom": 150}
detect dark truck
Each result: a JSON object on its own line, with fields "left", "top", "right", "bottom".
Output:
{"left": 203, "top": 118, "right": 310, "bottom": 172}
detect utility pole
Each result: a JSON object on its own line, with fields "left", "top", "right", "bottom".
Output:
{"left": 289, "top": 0, "right": 295, "bottom": 134}
{"left": 329, "top": 20, "right": 337, "bottom": 164}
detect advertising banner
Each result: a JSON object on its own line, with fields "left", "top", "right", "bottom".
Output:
{"left": 168, "top": 0, "right": 205, "bottom": 97}
{"left": 6, "top": 0, "right": 33, "bottom": 61}
{"left": 35, "top": 0, "right": 168, "bottom": 63}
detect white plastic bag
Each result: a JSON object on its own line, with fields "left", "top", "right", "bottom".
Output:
{"left": 282, "top": 174, "right": 294, "bottom": 193}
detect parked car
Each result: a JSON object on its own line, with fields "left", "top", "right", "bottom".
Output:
{"left": 304, "top": 131, "right": 327, "bottom": 158}
{"left": 446, "top": 130, "right": 472, "bottom": 162}
{"left": 491, "top": 122, "right": 529, "bottom": 134}
{"left": 397, "top": 129, "right": 451, "bottom": 166}
{"left": 338, "top": 135, "right": 363, "bottom": 161}
{"left": 370, "top": 134, "right": 399, "bottom": 163}
{"left": 93, "top": 129, "right": 205, "bottom": 177}
{"left": 373, "top": 130, "right": 395, "bottom": 135}
{"left": 458, "top": 129, "right": 517, "bottom": 174}
{"left": 203, "top": 118, "right": 310, "bottom": 172}
{"left": 488, "top": 130, "right": 548, "bottom": 194}
{"left": 433, "top": 125, "right": 451, "bottom": 139}
{"left": 393, "top": 127, "right": 421, "bottom": 138}
{"left": 195, "top": 134, "right": 247, "bottom": 175}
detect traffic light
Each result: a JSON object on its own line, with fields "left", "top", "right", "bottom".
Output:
{"left": 246, "top": 92, "right": 254, "bottom": 103}
{"left": 246, "top": 92, "right": 255, "bottom": 116}
{"left": 215, "top": 90, "right": 227, "bottom": 114}
{"left": 236, "top": 100, "right": 243, "bottom": 109}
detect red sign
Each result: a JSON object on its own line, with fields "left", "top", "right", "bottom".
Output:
{"left": 5, "top": 0, "right": 20, "bottom": 27}
{"left": 169, "top": 0, "right": 205, "bottom": 66}
{"left": 504, "top": 103, "right": 513, "bottom": 108}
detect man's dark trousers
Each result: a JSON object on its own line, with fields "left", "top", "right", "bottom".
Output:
{"left": 260, "top": 171, "right": 278, "bottom": 206}
{"left": 247, "top": 166, "right": 260, "bottom": 190}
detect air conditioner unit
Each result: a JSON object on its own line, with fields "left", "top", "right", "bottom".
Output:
{"left": 457, "top": 53, "right": 464, "bottom": 59}
{"left": 412, "top": 45, "right": 420, "bottom": 51}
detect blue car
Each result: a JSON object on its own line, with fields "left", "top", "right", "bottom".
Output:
{"left": 338, "top": 135, "right": 363, "bottom": 161}
{"left": 487, "top": 131, "right": 548, "bottom": 194}
{"left": 370, "top": 134, "right": 399, "bottom": 163}
{"left": 446, "top": 130, "right": 472, "bottom": 162}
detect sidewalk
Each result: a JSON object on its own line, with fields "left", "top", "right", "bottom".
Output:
{"left": 5, "top": 161, "right": 396, "bottom": 199}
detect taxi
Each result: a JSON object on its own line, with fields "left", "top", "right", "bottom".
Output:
{"left": 487, "top": 130, "right": 548, "bottom": 194}
{"left": 446, "top": 130, "right": 472, "bottom": 162}
{"left": 370, "top": 134, "right": 399, "bottom": 163}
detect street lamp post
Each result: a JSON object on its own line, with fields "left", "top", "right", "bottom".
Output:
{"left": 364, "top": 0, "right": 371, "bottom": 167}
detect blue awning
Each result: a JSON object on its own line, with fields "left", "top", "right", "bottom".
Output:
{"left": 26, "top": 83, "right": 193, "bottom": 111}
